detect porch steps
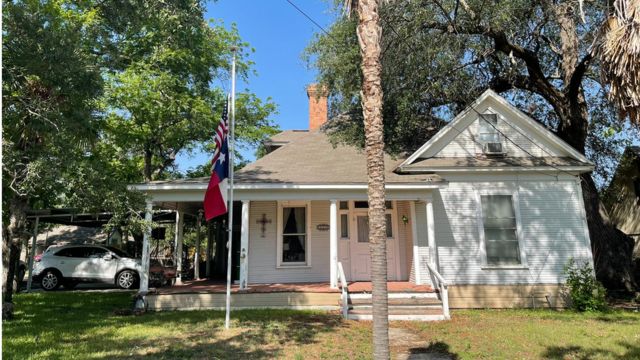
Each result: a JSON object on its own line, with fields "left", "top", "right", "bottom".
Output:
{"left": 340, "top": 292, "right": 447, "bottom": 321}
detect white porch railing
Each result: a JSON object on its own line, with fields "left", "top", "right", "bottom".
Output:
{"left": 337, "top": 262, "right": 349, "bottom": 319}
{"left": 426, "top": 262, "right": 450, "bottom": 319}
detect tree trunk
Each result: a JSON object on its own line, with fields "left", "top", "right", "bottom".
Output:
{"left": 552, "top": 1, "right": 635, "bottom": 292}
{"left": 3, "top": 194, "right": 29, "bottom": 319}
{"left": 581, "top": 175, "right": 637, "bottom": 291}
{"left": 144, "top": 145, "right": 153, "bottom": 182}
{"left": 356, "top": 1, "right": 389, "bottom": 359}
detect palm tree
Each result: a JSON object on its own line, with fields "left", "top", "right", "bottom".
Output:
{"left": 345, "top": 0, "right": 390, "bottom": 358}
{"left": 596, "top": 0, "right": 640, "bottom": 124}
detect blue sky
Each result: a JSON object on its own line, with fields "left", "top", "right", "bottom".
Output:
{"left": 176, "top": 0, "right": 337, "bottom": 172}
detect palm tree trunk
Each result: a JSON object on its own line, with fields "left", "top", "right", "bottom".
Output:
{"left": 356, "top": 0, "right": 389, "bottom": 358}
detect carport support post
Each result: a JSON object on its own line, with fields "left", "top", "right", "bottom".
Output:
{"left": 174, "top": 210, "right": 184, "bottom": 285}
{"left": 195, "top": 210, "right": 202, "bottom": 280}
{"left": 140, "top": 200, "right": 153, "bottom": 294}
{"left": 26, "top": 216, "right": 40, "bottom": 292}
{"left": 329, "top": 199, "right": 338, "bottom": 288}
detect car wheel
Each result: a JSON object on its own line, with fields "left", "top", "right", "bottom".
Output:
{"left": 41, "top": 270, "right": 61, "bottom": 291}
{"left": 64, "top": 281, "right": 78, "bottom": 290}
{"left": 117, "top": 270, "right": 138, "bottom": 290}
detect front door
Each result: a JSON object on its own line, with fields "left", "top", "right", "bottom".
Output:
{"left": 349, "top": 207, "right": 397, "bottom": 281}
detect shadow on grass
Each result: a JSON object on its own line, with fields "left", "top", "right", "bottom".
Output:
{"left": 542, "top": 341, "right": 640, "bottom": 359}
{"left": 406, "top": 342, "right": 459, "bottom": 360}
{"left": 4, "top": 292, "right": 346, "bottom": 359}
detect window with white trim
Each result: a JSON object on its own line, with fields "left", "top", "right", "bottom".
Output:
{"left": 480, "top": 194, "right": 521, "bottom": 265}
{"left": 339, "top": 201, "right": 349, "bottom": 239}
{"left": 478, "top": 113, "right": 499, "bottom": 144}
{"left": 280, "top": 205, "right": 308, "bottom": 264}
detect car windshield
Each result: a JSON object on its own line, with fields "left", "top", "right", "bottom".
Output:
{"left": 106, "top": 246, "right": 131, "bottom": 258}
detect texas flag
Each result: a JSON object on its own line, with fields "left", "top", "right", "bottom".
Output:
{"left": 204, "top": 98, "right": 230, "bottom": 221}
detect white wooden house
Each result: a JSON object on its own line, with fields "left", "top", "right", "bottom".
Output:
{"left": 132, "top": 88, "right": 594, "bottom": 320}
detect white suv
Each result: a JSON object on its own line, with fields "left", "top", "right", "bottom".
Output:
{"left": 32, "top": 245, "right": 142, "bottom": 290}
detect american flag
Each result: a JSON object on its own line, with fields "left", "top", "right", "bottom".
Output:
{"left": 203, "top": 97, "right": 230, "bottom": 221}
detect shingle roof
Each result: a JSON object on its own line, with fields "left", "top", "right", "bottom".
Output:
{"left": 267, "top": 130, "right": 310, "bottom": 144}
{"left": 236, "top": 131, "right": 442, "bottom": 184}
{"left": 399, "top": 156, "right": 593, "bottom": 171}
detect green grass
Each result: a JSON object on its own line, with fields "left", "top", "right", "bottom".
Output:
{"left": 2, "top": 292, "right": 639, "bottom": 359}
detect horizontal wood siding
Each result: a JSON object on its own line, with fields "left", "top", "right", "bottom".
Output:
{"left": 396, "top": 201, "right": 411, "bottom": 280}
{"left": 413, "top": 202, "right": 433, "bottom": 286}
{"left": 424, "top": 98, "right": 564, "bottom": 158}
{"left": 448, "top": 284, "right": 566, "bottom": 308}
{"left": 247, "top": 201, "right": 330, "bottom": 283}
{"left": 433, "top": 177, "right": 592, "bottom": 285}
{"left": 147, "top": 292, "right": 340, "bottom": 311}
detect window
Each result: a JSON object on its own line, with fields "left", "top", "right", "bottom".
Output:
{"left": 278, "top": 203, "right": 309, "bottom": 265}
{"left": 355, "top": 213, "right": 394, "bottom": 243}
{"left": 86, "top": 247, "right": 109, "bottom": 259}
{"left": 340, "top": 214, "right": 349, "bottom": 238}
{"left": 478, "top": 114, "right": 499, "bottom": 143}
{"left": 339, "top": 201, "right": 349, "bottom": 210}
{"left": 480, "top": 195, "right": 521, "bottom": 265}
{"left": 353, "top": 201, "right": 393, "bottom": 209}
{"left": 385, "top": 214, "right": 393, "bottom": 238}
{"left": 55, "top": 247, "right": 89, "bottom": 258}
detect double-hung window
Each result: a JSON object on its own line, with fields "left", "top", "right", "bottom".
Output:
{"left": 278, "top": 202, "right": 309, "bottom": 266}
{"left": 478, "top": 113, "right": 499, "bottom": 144}
{"left": 480, "top": 194, "right": 522, "bottom": 266}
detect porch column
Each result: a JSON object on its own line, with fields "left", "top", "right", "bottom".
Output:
{"left": 425, "top": 193, "right": 436, "bottom": 266}
{"left": 410, "top": 201, "right": 422, "bottom": 285}
{"left": 140, "top": 200, "right": 153, "bottom": 294}
{"left": 239, "top": 200, "right": 250, "bottom": 289}
{"left": 329, "top": 199, "right": 338, "bottom": 288}
{"left": 174, "top": 210, "right": 184, "bottom": 285}
{"left": 194, "top": 210, "right": 202, "bottom": 280}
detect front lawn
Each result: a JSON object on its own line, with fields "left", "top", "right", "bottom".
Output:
{"left": 2, "top": 292, "right": 639, "bottom": 359}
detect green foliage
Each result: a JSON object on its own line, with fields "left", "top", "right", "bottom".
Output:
{"left": 564, "top": 258, "right": 608, "bottom": 312}
{"left": 3, "top": 0, "right": 104, "bottom": 214}
{"left": 3, "top": 0, "right": 278, "bottom": 235}
{"left": 306, "top": 0, "right": 639, "bottom": 187}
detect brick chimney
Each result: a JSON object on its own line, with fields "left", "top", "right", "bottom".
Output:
{"left": 307, "top": 84, "right": 328, "bottom": 130}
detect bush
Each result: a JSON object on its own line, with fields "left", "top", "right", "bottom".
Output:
{"left": 564, "top": 258, "right": 608, "bottom": 312}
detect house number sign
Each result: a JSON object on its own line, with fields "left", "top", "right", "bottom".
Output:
{"left": 316, "top": 224, "right": 330, "bottom": 231}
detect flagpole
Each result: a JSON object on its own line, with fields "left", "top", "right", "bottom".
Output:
{"left": 225, "top": 48, "right": 237, "bottom": 330}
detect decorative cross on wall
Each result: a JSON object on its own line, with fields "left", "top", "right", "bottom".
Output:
{"left": 256, "top": 213, "right": 272, "bottom": 238}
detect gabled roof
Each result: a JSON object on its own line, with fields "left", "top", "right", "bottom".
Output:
{"left": 399, "top": 156, "right": 592, "bottom": 173}
{"left": 397, "top": 89, "right": 593, "bottom": 171}
{"left": 236, "top": 130, "right": 443, "bottom": 185}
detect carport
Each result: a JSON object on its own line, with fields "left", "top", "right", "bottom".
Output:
{"left": 24, "top": 208, "right": 182, "bottom": 292}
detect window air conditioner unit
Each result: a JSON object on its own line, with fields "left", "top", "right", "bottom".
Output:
{"left": 483, "top": 142, "right": 504, "bottom": 155}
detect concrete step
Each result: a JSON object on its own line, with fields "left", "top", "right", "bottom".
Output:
{"left": 348, "top": 292, "right": 438, "bottom": 300}
{"left": 349, "top": 308, "right": 445, "bottom": 316}
{"left": 347, "top": 307, "right": 447, "bottom": 321}
{"left": 344, "top": 297, "right": 443, "bottom": 306}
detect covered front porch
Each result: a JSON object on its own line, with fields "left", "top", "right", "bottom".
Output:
{"left": 135, "top": 182, "right": 443, "bottom": 290}
{"left": 133, "top": 181, "right": 451, "bottom": 320}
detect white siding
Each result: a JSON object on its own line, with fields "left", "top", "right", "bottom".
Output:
{"left": 421, "top": 98, "right": 567, "bottom": 159}
{"left": 434, "top": 116, "right": 558, "bottom": 158}
{"left": 433, "top": 177, "right": 592, "bottom": 285}
{"left": 247, "top": 200, "right": 412, "bottom": 284}
{"left": 248, "top": 201, "right": 330, "bottom": 283}
{"left": 412, "top": 201, "right": 433, "bottom": 286}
